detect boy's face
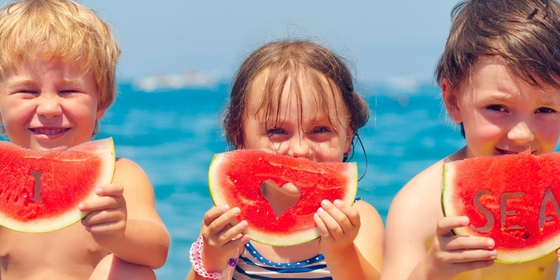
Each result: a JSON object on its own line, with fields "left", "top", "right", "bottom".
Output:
{"left": 0, "top": 59, "right": 105, "bottom": 150}
{"left": 241, "top": 71, "right": 352, "bottom": 163}
{"left": 444, "top": 56, "right": 560, "bottom": 158}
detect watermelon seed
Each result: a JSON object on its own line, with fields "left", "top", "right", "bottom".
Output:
{"left": 523, "top": 233, "right": 530, "bottom": 239}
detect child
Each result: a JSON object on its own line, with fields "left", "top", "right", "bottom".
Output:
{"left": 0, "top": 0, "right": 170, "bottom": 279}
{"left": 186, "top": 40, "right": 384, "bottom": 280}
{"left": 382, "top": 0, "right": 560, "bottom": 279}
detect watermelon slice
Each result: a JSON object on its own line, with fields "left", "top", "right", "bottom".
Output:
{"left": 208, "top": 150, "right": 358, "bottom": 246}
{"left": 0, "top": 138, "right": 115, "bottom": 233}
{"left": 442, "top": 151, "right": 560, "bottom": 263}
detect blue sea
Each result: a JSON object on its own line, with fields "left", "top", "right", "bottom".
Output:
{"left": 95, "top": 81, "right": 467, "bottom": 279}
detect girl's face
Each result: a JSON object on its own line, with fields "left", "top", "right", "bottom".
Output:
{"left": 241, "top": 71, "right": 353, "bottom": 163}
{"left": 0, "top": 59, "right": 105, "bottom": 150}
{"left": 444, "top": 56, "right": 560, "bottom": 158}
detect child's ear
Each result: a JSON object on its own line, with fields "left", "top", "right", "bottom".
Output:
{"left": 344, "top": 127, "right": 353, "bottom": 156}
{"left": 442, "top": 78, "right": 462, "bottom": 123}
{"left": 96, "top": 107, "right": 106, "bottom": 120}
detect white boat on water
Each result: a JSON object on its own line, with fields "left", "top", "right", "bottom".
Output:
{"left": 132, "top": 70, "right": 220, "bottom": 92}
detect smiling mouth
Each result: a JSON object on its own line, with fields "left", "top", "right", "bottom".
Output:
{"left": 30, "top": 128, "right": 70, "bottom": 136}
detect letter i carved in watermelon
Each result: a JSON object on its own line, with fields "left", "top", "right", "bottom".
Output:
{"left": 0, "top": 138, "right": 115, "bottom": 233}
{"left": 208, "top": 149, "right": 358, "bottom": 246}
{"left": 442, "top": 151, "right": 560, "bottom": 263}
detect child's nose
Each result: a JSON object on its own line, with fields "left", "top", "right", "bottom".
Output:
{"left": 507, "top": 121, "right": 534, "bottom": 143}
{"left": 286, "top": 136, "right": 312, "bottom": 159}
{"left": 36, "top": 95, "right": 62, "bottom": 119}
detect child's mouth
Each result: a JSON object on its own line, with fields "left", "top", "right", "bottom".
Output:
{"left": 496, "top": 148, "right": 535, "bottom": 155}
{"left": 30, "top": 128, "right": 69, "bottom": 138}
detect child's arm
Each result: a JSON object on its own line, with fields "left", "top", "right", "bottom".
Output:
{"left": 382, "top": 163, "right": 496, "bottom": 280}
{"left": 186, "top": 205, "right": 250, "bottom": 280}
{"left": 314, "top": 199, "right": 383, "bottom": 280}
{"left": 80, "top": 158, "right": 170, "bottom": 268}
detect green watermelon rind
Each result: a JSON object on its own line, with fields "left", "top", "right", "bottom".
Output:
{"left": 0, "top": 138, "right": 116, "bottom": 233}
{"left": 442, "top": 158, "right": 560, "bottom": 264}
{"left": 208, "top": 150, "right": 358, "bottom": 246}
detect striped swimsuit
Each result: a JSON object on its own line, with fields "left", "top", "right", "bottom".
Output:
{"left": 232, "top": 242, "right": 331, "bottom": 280}
{"left": 232, "top": 198, "right": 362, "bottom": 279}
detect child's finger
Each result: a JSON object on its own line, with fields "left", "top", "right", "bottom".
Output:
{"left": 96, "top": 183, "right": 124, "bottom": 196}
{"left": 444, "top": 236, "right": 495, "bottom": 251}
{"left": 85, "top": 220, "right": 124, "bottom": 234}
{"left": 447, "top": 249, "right": 497, "bottom": 263}
{"left": 320, "top": 200, "right": 353, "bottom": 232}
{"left": 204, "top": 207, "right": 241, "bottom": 235}
{"left": 316, "top": 207, "right": 344, "bottom": 239}
{"left": 335, "top": 200, "right": 361, "bottom": 226}
{"left": 202, "top": 205, "right": 231, "bottom": 226}
{"left": 436, "top": 216, "right": 469, "bottom": 236}
{"left": 82, "top": 209, "right": 125, "bottom": 226}
{"left": 79, "top": 196, "right": 124, "bottom": 212}
{"left": 313, "top": 212, "right": 330, "bottom": 238}
{"left": 216, "top": 220, "right": 248, "bottom": 244}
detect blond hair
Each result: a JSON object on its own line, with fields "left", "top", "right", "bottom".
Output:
{"left": 0, "top": 0, "right": 120, "bottom": 110}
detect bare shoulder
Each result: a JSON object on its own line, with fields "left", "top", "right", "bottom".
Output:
{"left": 382, "top": 151, "right": 464, "bottom": 280}
{"left": 353, "top": 200, "right": 382, "bottom": 222}
{"left": 113, "top": 158, "right": 151, "bottom": 189}
{"left": 353, "top": 198, "right": 384, "bottom": 272}
{"left": 113, "top": 157, "right": 159, "bottom": 218}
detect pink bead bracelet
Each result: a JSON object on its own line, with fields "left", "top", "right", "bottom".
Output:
{"left": 189, "top": 235, "right": 238, "bottom": 280}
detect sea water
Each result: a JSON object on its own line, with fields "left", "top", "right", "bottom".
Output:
{"left": 94, "top": 81, "right": 466, "bottom": 279}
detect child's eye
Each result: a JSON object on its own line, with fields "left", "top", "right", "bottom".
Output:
{"left": 487, "top": 105, "right": 507, "bottom": 112}
{"left": 312, "top": 126, "right": 331, "bottom": 134}
{"left": 59, "top": 89, "right": 79, "bottom": 95}
{"left": 536, "top": 107, "right": 556, "bottom": 114}
{"left": 266, "top": 128, "right": 287, "bottom": 136}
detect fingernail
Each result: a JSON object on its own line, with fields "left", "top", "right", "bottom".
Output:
{"left": 460, "top": 216, "right": 469, "bottom": 225}
{"left": 317, "top": 207, "right": 325, "bottom": 213}
{"left": 95, "top": 188, "right": 103, "bottom": 195}
{"left": 78, "top": 203, "right": 85, "bottom": 211}
{"left": 487, "top": 239, "right": 495, "bottom": 248}
{"left": 321, "top": 200, "right": 330, "bottom": 207}
{"left": 239, "top": 220, "right": 248, "bottom": 228}
{"left": 232, "top": 207, "right": 241, "bottom": 215}
{"left": 333, "top": 199, "right": 342, "bottom": 206}
{"left": 489, "top": 250, "right": 497, "bottom": 258}
{"left": 222, "top": 204, "right": 230, "bottom": 211}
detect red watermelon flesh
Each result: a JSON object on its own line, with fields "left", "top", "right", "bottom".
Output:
{"left": 442, "top": 151, "right": 560, "bottom": 263}
{"left": 208, "top": 149, "right": 358, "bottom": 246}
{"left": 0, "top": 138, "right": 115, "bottom": 233}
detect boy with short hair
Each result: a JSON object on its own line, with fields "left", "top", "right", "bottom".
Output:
{"left": 383, "top": 0, "right": 560, "bottom": 279}
{"left": 0, "top": 0, "right": 170, "bottom": 279}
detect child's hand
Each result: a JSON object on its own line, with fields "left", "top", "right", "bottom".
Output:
{"left": 199, "top": 205, "right": 250, "bottom": 273}
{"left": 314, "top": 199, "right": 360, "bottom": 256}
{"left": 427, "top": 216, "right": 496, "bottom": 278}
{"left": 79, "top": 182, "right": 127, "bottom": 247}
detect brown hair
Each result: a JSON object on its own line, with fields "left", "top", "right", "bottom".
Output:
{"left": 223, "top": 40, "right": 369, "bottom": 150}
{"left": 0, "top": 0, "right": 120, "bottom": 110}
{"left": 435, "top": 0, "right": 560, "bottom": 89}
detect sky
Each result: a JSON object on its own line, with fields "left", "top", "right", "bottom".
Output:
{"left": 2, "top": 0, "right": 459, "bottom": 86}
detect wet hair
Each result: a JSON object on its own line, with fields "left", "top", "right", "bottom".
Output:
{"left": 435, "top": 0, "right": 560, "bottom": 136}
{"left": 223, "top": 40, "right": 369, "bottom": 156}
{"left": 0, "top": 0, "right": 120, "bottom": 136}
